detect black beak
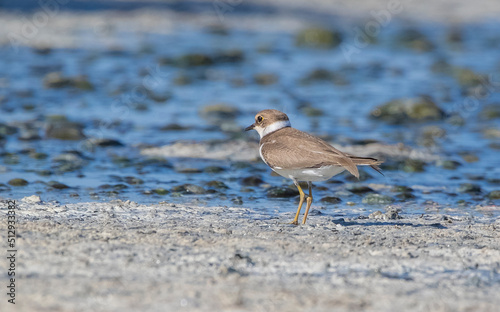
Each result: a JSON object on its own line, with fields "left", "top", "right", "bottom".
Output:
{"left": 245, "top": 123, "right": 255, "bottom": 131}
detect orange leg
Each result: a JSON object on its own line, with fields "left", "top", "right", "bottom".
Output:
{"left": 290, "top": 181, "right": 305, "bottom": 225}
{"left": 302, "top": 182, "right": 313, "bottom": 224}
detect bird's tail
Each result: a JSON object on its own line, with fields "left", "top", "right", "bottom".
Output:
{"left": 349, "top": 156, "right": 384, "bottom": 176}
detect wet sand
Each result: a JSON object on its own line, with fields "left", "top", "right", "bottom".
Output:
{"left": 3, "top": 198, "right": 499, "bottom": 311}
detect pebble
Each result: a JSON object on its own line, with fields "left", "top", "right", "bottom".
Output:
{"left": 369, "top": 209, "right": 401, "bottom": 220}
{"left": 22, "top": 195, "right": 42, "bottom": 203}
{"left": 295, "top": 27, "right": 343, "bottom": 49}
{"left": 124, "top": 176, "right": 144, "bottom": 185}
{"left": 8, "top": 178, "right": 29, "bottom": 186}
{"left": 320, "top": 196, "right": 342, "bottom": 204}
{"left": 241, "top": 176, "right": 264, "bottom": 186}
{"left": 458, "top": 183, "right": 482, "bottom": 194}
{"left": 266, "top": 186, "right": 298, "bottom": 198}
{"left": 172, "top": 184, "right": 206, "bottom": 195}
{"left": 452, "top": 67, "right": 484, "bottom": 88}
{"left": 487, "top": 191, "right": 500, "bottom": 199}
{"left": 370, "top": 96, "right": 445, "bottom": 124}
{"left": 390, "top": 185, "right": 413, "bottom": 193}
{"left": 203, "top": 166, "right": 226, "bottom": 173}
{"left": 346, "top": 185, "right": 374, "bottom": 194}
{"left": 362, "top": 194, "right": 394, "bottom": 205}
{"left": 48, "top": 181, "right": 70, "bottom": 189}
{"left": 153, "top": 188, "right": 169, "bottom": 195}
{"left": 205, "top": 180, "right": 229, "bottom": 189}
{"left": 437, "top": 160, "right": 461, "bottom": 170}
{"left": 43, "top": 72, "right": 94, "bottom": 90}
{"left": 46, "top": 119, "right": 85, "bottom": 140}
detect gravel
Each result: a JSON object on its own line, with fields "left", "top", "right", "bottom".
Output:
{"left": 2, "top": 198, "right": 499, "bottom": 312}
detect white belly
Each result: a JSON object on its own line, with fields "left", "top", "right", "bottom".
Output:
{"left": 273, "top": 166, "right": 345, "bottom": 182}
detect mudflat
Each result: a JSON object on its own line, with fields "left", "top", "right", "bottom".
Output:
{"left": 3, "top": 199, "right": 499, "bottom": 311}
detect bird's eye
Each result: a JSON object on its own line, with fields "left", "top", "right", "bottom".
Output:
{"left": 257, "top": 116, "right": 263, "bottom": 123}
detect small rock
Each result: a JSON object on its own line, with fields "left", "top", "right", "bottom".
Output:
{"left": 437, "top": 160, "right": 461, "bottom": 170}
{"left": 0, "top": 123, "right": 17, "bottom": 136}
{"left": 458, "top": 183, "right": 481, "bottom": 194}
{"left": 43, "top": 72, "right": 94, "bottom": 90}
{"left": 35, "top": 170, "right": 53, "bottom": 176}
{"left": 85, "top": 138, "right": 124, "bottom": 147}
{"left": 241, "top": 176, "right": 264, "bottom": 186}
{"left": 266, "top": 186, "right": 298, "bottom": 198}
{"left": 483, "top": 128, "right": 500, "bottom": 139}
{"left": 30, "top": 152, "right": 48, "bottom": 160}
{"left": 295, "top": 27, "right": 343, "bottom": 49}
{"left": 385, "top": 209, "right": 402, "bottom": 220}
{"left": 460, "top": 153, "right": 479, "bottom": 163}
{"left": 346, "top": 185, "right": 374, "bottom": 194}
{"left": 153, "top": 188, "right": 169, "bottom": 195}
{"left": 173, "top": 53, "right": 213, "bottom": 67}
{"left": 362, "top": 193, "right": 394, "bottom": 205}
{"left": 368, "top": 210, "right": 383, "bottom": 219}
{"left": 369, "top": 209, "right": 401, "bottom": 220}
{"left": 206, "top": 180, "right": 229, "bottom": 189}
{"left": 418, "top": 126, "right": 446, "bottom": 147}
{"left": 124, "top": 176, "right": 144, "bottom": 185}
{"left": 172, "top": 184, "right": 206, "bottom": 194}
{"left": 390, "top": 185, "right": 413, "bottom": 193}
{"left": 231, "top": 197, "right": 243, "bottom": 205}
{"left": 395, "top": 192, "right": 416, "bottom": 201}
{"left": 8, "top": 178, "right": 29, "bottom": 186}
{"left": 48, "top": 181, "right": 69, "bottom": 189}
{"left": 452, "top": 67, "right": 485, "bottom": 88}
{"left": 3, "top": 153, "right": 19, "bottom": 165}
{"left": 203, "top": 166, "right": 225, "bottom": 173}
{"left": 160, "top": 123, "right": 191, "bottom": 131}
{"left": 487, "top": 190, "right": 500, "bottom": 199}
{"left": 370, "top": 96, "right": 445, "bottom": 124}
{"left": 112, "top": 156, "right": 132, "bottom": 167}
{"left": 53, "top": 152, "right": 87, "bottom": 172}
{"left": 480, "top": 104, "right": 500, "bottom": 120}
{"left": 46, "top": 118, "right": 85, "bottom": 140}
{"left": 403, "top": 159, "right": 426, "bottom": 173}
{"left": 175, "top": 167, "right": 202, "bottom": 174}
{"left": 320, "top": 196, "right": 342, "bottom": 204}
{"left": 22, "top": 195, "right": 42, "bottom": 203}
{"left": 18, "top": 123, "right": 41, "bottom": 141}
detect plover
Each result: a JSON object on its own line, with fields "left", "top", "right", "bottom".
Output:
{"left": 245, "top": 109, "right": 383, "bottom": 225}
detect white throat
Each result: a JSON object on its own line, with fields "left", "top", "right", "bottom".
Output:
{"left": 257, "top": 120, "right": 291, "bottom": 138}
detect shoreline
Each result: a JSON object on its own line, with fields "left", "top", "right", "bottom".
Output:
{"left": 2, "top": 199, "right": 499, "bottom": 311}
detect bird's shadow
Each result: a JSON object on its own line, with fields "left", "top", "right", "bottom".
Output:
{"left": 331, "top": 218, "right": 447, "bottom": 229}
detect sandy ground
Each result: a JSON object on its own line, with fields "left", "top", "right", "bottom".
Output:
{"left": 1, "top": 198, "right": 499, "bottom": 311}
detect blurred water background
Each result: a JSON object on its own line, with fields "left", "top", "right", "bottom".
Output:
{"left": 0, "top": 0, "right": 499, "bottom": 219}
